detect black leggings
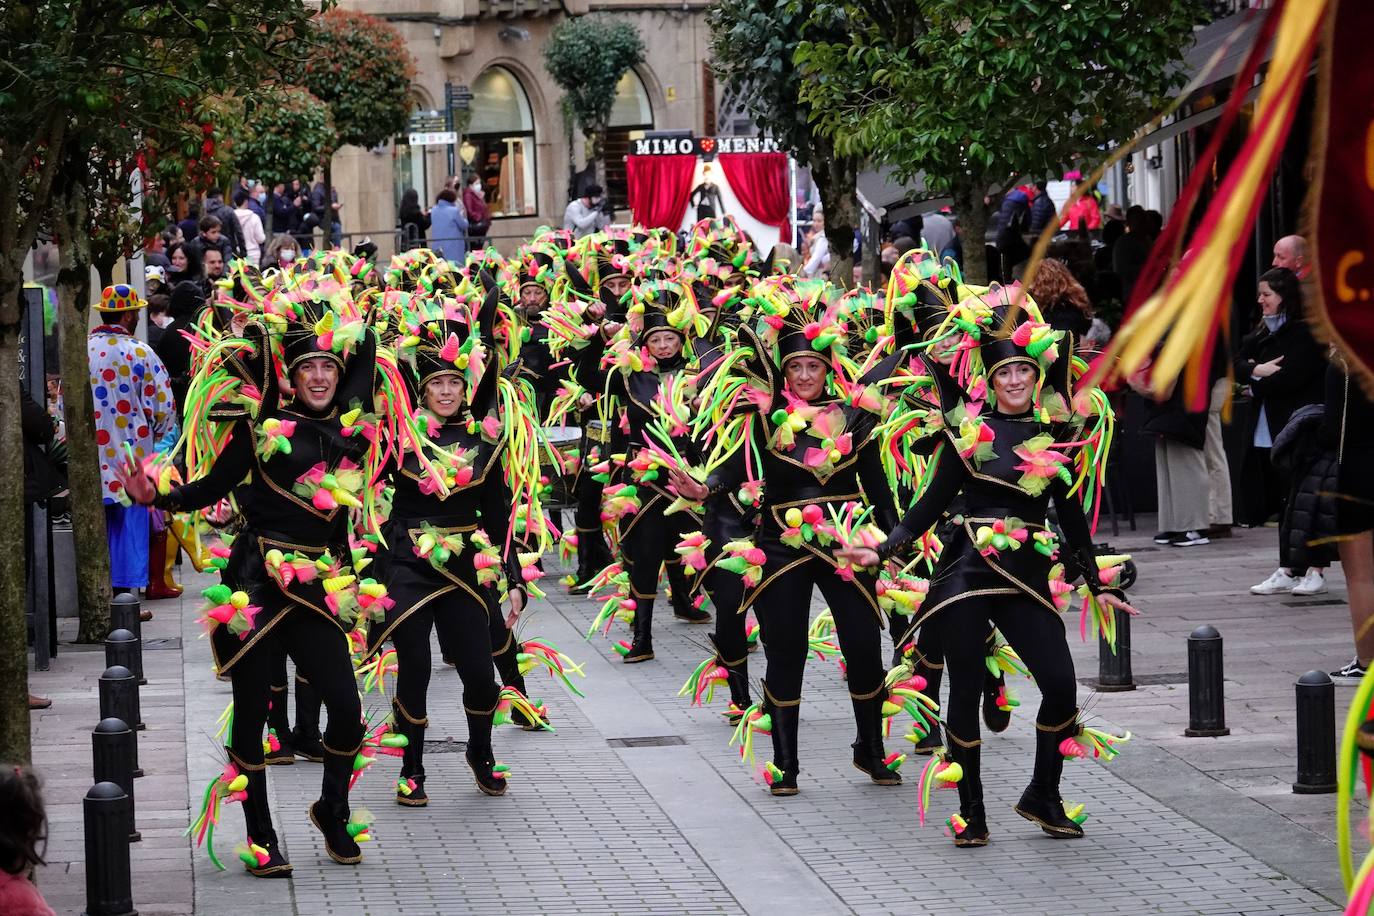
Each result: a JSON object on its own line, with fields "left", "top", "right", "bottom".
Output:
{"left": 394, "top": 585, "right": 501, "bottom": 727}
{"left": 704, "top": 563, "right": 749, "bottom": 663}
{"left": 751, "top": 557, "right": 884, "bottom": 704}
{"left": 928, "top": 595, "right": 1077, "bottom": 769}
{"left": 622, "top": 494, "right": 696, "bottom": 618}
{"left": 230, "top": 609, "right": 363, "bottom": 766}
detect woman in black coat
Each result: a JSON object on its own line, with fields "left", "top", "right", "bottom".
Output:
{"left": 1233, "top": 268, "right": 1327, "bottom": 529}
{"left": 398, "top": 188, "right": 430, "bottom": 246}
{"left": 1235, "top": 268, "right": 1329, "bottom": 594}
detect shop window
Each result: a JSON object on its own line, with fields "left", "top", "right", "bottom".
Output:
{"left": 464, "top": 67, "right": 537, "bottom": 218}
{"left": 606, "top": 70, "right": 654, "bottom": 211}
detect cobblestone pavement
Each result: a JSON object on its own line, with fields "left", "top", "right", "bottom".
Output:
{"left": 31, "top": 518, "right": 1359, "bottom": 914}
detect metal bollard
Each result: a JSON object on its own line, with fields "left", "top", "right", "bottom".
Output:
{"left": 105, "top": 628, "right": 144, "bottom": 689}
{"left": 98, "top": 666, "right": 143, "bottom": 776}
{"left": 92, "top": 718, "right": 139, "bottom": 841}
{"left": 83, "top": 782, "right": 138, "bottom": 916}
{"left": 1096, "top": 605, "right": 1136, "bottom": 692}
{"left": 1293, "top": 670, "right": 1337, "bottom": 794}
{"left": 1184, "top": 625, "right": 1230, "bottom": 737}
{"left": 109, "top": 592, "right": 143, "bottom": 642}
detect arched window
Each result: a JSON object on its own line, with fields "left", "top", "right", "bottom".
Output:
{"left": 605, "top": 70, "right": 655, "bottom": 209}
{"left": 462, "top": 67, "right": 537, "bottom": 218}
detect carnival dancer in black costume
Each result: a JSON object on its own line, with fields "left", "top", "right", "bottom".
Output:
{"left": 564, "top": 235, "right": 636, "bottom": 591}
{"left": 365, "top": 287, "right": 548, "bottom": 806}
{"left": 580, "top": 277, "right": 712, "bottom": 663}
{"left": 838, "top": 288, "right": 1136, "bottom": 845}
{"left": 119, "top": 298, "right": 387, "bottom": 874}
{"left": 669, "top": 278, "right": 904, "bottom": 795}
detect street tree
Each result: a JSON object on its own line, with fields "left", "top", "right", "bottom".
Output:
{"left": 0, "top": 0, "right": 320, "bottom": 765}
{"left": 544, "top": 15, "right": 646, "bottom": 191}
{"left": 291, "top": 8, "right": 415, "bottom": 241}
{"left": 708, "top": 0, "right": 860, "bottom": 287}
{"left": 236, "top": 86, "right": 337, "bottom": 237}
{"left": 793, "top": 0, "right": 1205, "bottom": 281}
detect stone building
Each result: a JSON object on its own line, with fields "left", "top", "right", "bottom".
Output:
{"left": 333, "top": 0, "right": 718, "bottom": 255}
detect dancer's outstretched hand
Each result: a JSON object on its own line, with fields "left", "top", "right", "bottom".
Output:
{"left": 667, "top": 468, "right": 708, "bottom": 501}
{"left": 835, "top": 545, "right": 880, "bottom": 568}
{"left": 1098, "top": 592, "right": 1140, "bottom": 616}
{"left": 113, "top": 455, "right": 155, "bottom": 506}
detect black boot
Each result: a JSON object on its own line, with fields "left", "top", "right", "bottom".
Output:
{"left": 290, "top": 679, "right": 325, "bottom": 762}
{"left": 265, "top": 686, "right": 294, "bottom": 765}
{"left": 239, "top": 764, "right": 292, "bottom": 877}
{"left": 464, "top": 706, "right": 507, "bottom": 796}
{"left": 308, "top": 746, "right": 362, "bottom": 864}
{"left": 394, "top": 701, "right": 428, "bottom": 808}
{"left": 1014, "top": 713, "right": 1084, "bottom": 838}
{"left": 763, "top": 682, "right": 800, "bottom": 796}
{"left": 668, "top": 562, "right": 711, "bottom": 623}
{"left": 947, "top": 738, "right": 989, "bottom": 847}
{"left": 622, "top": 596, "right": 654, "bottom": 663}
{"left": 570, "top": 527, "right": 605, "bottom": 594}
{"left": 851, "top": 690, "right": 902, "bottom": 786}
{"left": 723, "top": 661, "right": 752, "bottom": 725}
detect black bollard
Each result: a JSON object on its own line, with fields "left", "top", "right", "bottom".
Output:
{"left": 1097, "top": 606, "right": 1136, "bottom": 692}
{"left": 83, "top": 782, "right": 138, "bottom": 916}
{"left": 105, "top": 628, "right": 144, "bottom": 689}
{"left": 1293, "top": 670, "right": 1337, "bottom": 794}
{"left": 92, "top": 718, "right": 139, "bottom": 841}
{"left": 1184, "top": 625, "right": 1230, "bottom": 737}
{"left": 109, "top": 592, "right": 142, "bottom": 642}
{"left": 98, "top": 666, "right": 143, "bottom": 776}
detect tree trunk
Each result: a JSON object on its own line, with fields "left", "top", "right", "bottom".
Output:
{"left": 953, "top": 182, "right": 991, "bottom": 285}
{"left": 53, "top": 185, "right": 113, "bottom": 643}
{"left": 586, "top": 125, "right": 608, "bottom": 196}
{"left": 815, "top": 153, "right": 859, "bottom": 291}
{"left": 322, "top": 160, "right": 334, "bottom": 251}
{"left": 0, "top": 272, "right": 32, "bottom": 763}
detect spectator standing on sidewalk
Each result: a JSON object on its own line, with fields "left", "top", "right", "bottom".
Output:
{"left": 1204, "top": 340, "right": 1234, "bottom": 540}
{"left": 429, "top": 188, "right": 468, "bottom": 264}
{"left": 563, "top": 184, "right": 610, "bottom": 240}
{"left": 232, "top": 189, "right": 266, "bottom": 265}
{"left": 203, "top": 188, "right": 246, "bottom": 260}
{"left": 186, "top": 215, "right": 233, "bottom": 272}
{"left": 1133, "top": 361, "right": 1211, "bottom": 548}
{"left": 88, "top": 286, "right": 175, "bottom": 602}
{"left": 1326, "top": 352, "right": 1374, "bottom": 682}
{"left": 1236, "top": 268, "right": 1328, "bottom": 594}
{"left": 464, "top": 174, "right": 491, "bottom": 250}
{"left": 311, "top": 180, "right": 342, "bottom": 248}
{"left": 398, "top": 188, "right": 430, "bottom": 246}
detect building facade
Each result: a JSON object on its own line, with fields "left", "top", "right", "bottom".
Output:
{"left": 333, "top": 0, "right": 716, "bottom": 255}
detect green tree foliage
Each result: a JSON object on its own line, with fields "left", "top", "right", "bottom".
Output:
{"left": 0, "top": 0, "right": 321, "bottom": 765}
{"left": 237, "top": 86, "right": 338, "bottom": 192}
{"left": 708, "top": 0, "right": 859, "bottom": 286}
{"left": 793, "top": 0, "right": 1206, "bottom": 280}
{"left": 294, "top": 9, "right": 415, "bottom": 151}
{"left": 544, "top": 15, "right": 645, "bottom": 188}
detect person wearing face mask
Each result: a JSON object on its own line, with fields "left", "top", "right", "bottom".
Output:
{"left": 463, "top": 174, "right": 491, "bottom": 249}
{"left": 834, "top": 290, "right": 1135, "bottom": 847}
{"left": 263, "top": 233, "right": 299, "bottom": 271}
{"left": 116, "top": 297, "right": 387, "bottom": 876}
{"left": 1236, "top": 267, "right": 1330, "bottom": 593}
{"left": 364, "top": 291, "right": 548, "bottom": 807}
{"left": 579, "top": 279, "right": 711, "bottom": 664}
{"left": 668, "top": 280, "right": 903, "bottom": 798}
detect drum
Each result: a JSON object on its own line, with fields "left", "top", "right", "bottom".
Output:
{"left": 541, "top": 425, "right": 582, "bottom": 508}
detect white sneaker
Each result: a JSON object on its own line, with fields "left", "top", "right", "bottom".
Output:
{"left": 1291, "top": 569, "right": 1328, "bottom": 596}
{"left": 1250, "top": 568, "right": 1298, "bottom": 595}
{"left": 1169, "top": 530, "right": 1210, "bottom": 547}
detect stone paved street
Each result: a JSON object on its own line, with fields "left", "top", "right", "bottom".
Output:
{"left": 30, "top": 518, "right": 1361, "bottom": 914}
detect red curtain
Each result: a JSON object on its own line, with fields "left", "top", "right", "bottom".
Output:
{"left": 717, "top": 151, "right": 791, "bottom": 244}
{"left": 626, "top": 155, "right": 696, "bottom": 230}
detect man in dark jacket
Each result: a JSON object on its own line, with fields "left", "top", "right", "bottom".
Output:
{"left": 1029, "top": 180, "right": 1056, "bottom": 232}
